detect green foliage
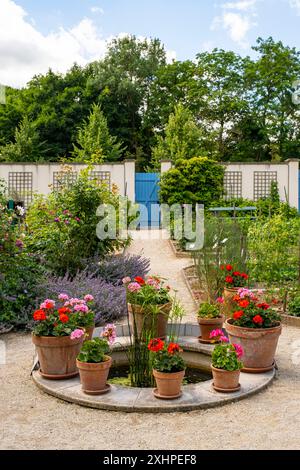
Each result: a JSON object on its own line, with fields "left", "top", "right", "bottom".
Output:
{"left": 72, "top": 104, "right": 124, "bottom": 163}
{"left": 151, "top": 342, "right": 186, "bottom": 373}
{"left": 197, "top": 302, "right": 221, "bottom": 319}
{"left": 212, "top": 343, "right": 243, "bottom": 371}
{"left": 151, "top": 104, "right": 207, "bottom": 168}
{"left": 248, "top": 214, "right": 300, "bottom": 285}
{"left": 159, "top": 157, "right": 225, "bottom": 206}
{"left": 0, "top": 116, "right": 48, "bottom": 162}
{"left": 26, "top": 168, "right": 130, "bottom": 276}
{"left": 288, "top": 296, "right": 300, "bottom": 317}
{"left": 77, "top": 337, "right": 110, "bottom": 363}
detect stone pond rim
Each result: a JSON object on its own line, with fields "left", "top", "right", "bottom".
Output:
{"left": 31, "top": 325, "right": 276, "bottom": 413}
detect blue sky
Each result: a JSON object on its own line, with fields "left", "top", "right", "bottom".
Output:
{"left": 1, "top": 0, "right": 300, "bottom": 87}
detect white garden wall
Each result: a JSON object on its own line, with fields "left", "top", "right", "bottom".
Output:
{"left": 160, "top": 159, "right": 299, "bottom": 209}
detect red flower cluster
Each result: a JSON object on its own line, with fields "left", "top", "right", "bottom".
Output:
{"left": 231, "top": 289, "right": 280, "bottom": 329}
{"left": 222, "top": 264, "right": 248, "bottom": 288}
{"left": 167, "top": 343, "right": 182, "bottom": 355}
{"left": 135, "top": 276, "right": 145, "bottom": 285}
{"left": 148, "top": 338, "right": 164, "bottom": 352}
{"left": 233, "top": 310, "right": 244, "bottom": 320}
{"left": 253, "top": 315, "right": 263, "bottom": 325}
{"left": 33, "top": 310, "right": 47, "bottom": 321}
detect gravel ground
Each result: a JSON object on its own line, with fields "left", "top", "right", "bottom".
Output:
{"left": 0, "top": 325, "right": 299, "bottom": 450}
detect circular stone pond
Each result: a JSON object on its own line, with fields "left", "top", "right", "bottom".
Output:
{"left": 32, "top": 323, "right": 276, "bottom": 413}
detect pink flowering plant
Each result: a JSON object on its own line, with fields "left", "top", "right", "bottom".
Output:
{"left": 123, "top": 276, "right": 171, "bottom": 306}
{"left": 32, "top": 293, "right": 95, "bottom": 337}
{"left": 210, "top": 330, "right": 244, "bottom": 371}
{"left": 77, "top": 324, "right": 117, "bottom": 364}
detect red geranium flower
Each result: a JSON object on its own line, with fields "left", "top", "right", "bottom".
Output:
{"left": 45, "top": 300, "right": 55, "bottom": 309}
{"left": 33, "top": 310, "right": 46, "bottom": 321}
{"left": 58, "top": 307, "right": 72, "bottom": 315}
{"left": 148, "top": 338, "right": 164, "bottom": 352}
{"left": 167, "top": 343, "right": 182, "bottom": 355}
{"left": 134, "top": 276, "right": 145, "bottom": 285}
{"left": 253, "top": 315, "right": 263, "bottom": 325}
{"left": 226, "top": 265, "right": 233, "bottom": 271}
{"left": 233, "top": 271, "right": 241, "bottom": 276}
{"left": 59, "top": 313, "right": 69, "bottom": 324}
{"left": 239, "top": 300, "right": 250, "bottom": 308}
{"left": 241, "top": 273, "right": 249, "bottom": 280}
{"left": 220, "top": 265, "right": 225, "bottom": 271}
{"left": 225, "top": 276, "right": 234, "bottom": 284}
{"left": 233, "top": 310, "right": 244, "bottom": 320}
{"left": 257, "top": 303, "right": 270, "bottom": 310}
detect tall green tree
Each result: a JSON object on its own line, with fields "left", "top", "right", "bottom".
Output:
{"left": 72, "top": 104, "right": 124, "bottom": 162}
{"left": 0, "top": 116, "right": 47, "bottom": 162}
{"left": 151, "top": 104, "right": 207, "bottom": 167}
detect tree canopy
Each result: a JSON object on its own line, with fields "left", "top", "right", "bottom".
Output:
{"left": 1, "top": 35, "right": 300, "bottom": 167}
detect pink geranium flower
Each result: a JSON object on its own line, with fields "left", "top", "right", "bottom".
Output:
{"left": 101, "top": 324, "right": 117, "bottom": 345}
{"left": 127, "top": 282, "right": 141, "bottom": 293}
{"left": 84, "top": 294, "right": 94, "bottom": 303}
{"left": 70, "top": 329, "right": 85, "bottom": 340}
{"left": 122, "top": 277, "right": 131, "bottom": 285}
{"left": 74, "top": 304, "right": 89, "bottom": 313}
{"left": 233, "top": 343, "right": 244, "bottom": 359}
{"left": 216, "top": 297, "right": 225, "bottom": 304}
{"left": 58, "top": 293, "right": 69, "bottom": 301}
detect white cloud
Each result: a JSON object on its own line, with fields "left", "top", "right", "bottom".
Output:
{"left": 289, "top": 0, "right": 300, "bottom": 15}
{"left": 90, "top": 6, "right": 104, "bottom": 15}
{"left": 211, "top": 0, "right": 258, "bottom": 48}
{"left": 0, "top": 0, "right": 109, "bottom": 87}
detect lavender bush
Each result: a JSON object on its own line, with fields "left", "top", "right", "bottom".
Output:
{"left": 38, "top": 270, "right": 127, "bottom": 325}
{"left": 86, "top": 253, "right": 150, "bottom": 285}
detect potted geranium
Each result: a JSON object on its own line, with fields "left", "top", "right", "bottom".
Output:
{"left": 32, "top": 298, "right": 86, "bottom": 379}
{"left": 225, "top": 288, "right": 282, "bottom": 373}
{"left": 76, "top": 324, "right": 116, "bottom": 395}
{"left": 123, "top": 276, "right": 172, "bottom": 339}
{"left": 210, "top": 329, "right": 244, "bottom": 393}
{"left": 148, "top": 339, "right": 186, "bottom": 399}
{"left": 222, "top": 264, "right": 249, "bottom": 317}
{"left": 197, "top": 301, "right": 225, "bottom": 344}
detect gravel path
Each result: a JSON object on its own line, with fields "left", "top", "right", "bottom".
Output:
{"left": 0, "top": 326, "right": 299, "bottom": 450}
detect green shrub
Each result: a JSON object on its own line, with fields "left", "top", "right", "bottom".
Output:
{"left": 288, "top": 297, "right": 300, "bottom": 317}
{"left": 159, "top": 157, "right": 225, "bottom": 207}
{"left": 26, "top": 168, "right": 130, "bottom": 276}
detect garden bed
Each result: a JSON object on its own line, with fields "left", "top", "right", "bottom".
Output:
{"left": 169, "top": 239, "right": 191, "bottom": 259}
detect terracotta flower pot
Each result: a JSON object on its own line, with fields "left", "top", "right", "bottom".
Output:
{"left": 197, "top": 315, "right": 225, "bottom": 343}
{"left": 83, "top": 325, "right": 95, "bottom": 341}
{"left": 223, "top": 287, "right": 240, "bottom": 318}
{"left": 128, "top": 302, "right": 172, "bottom": 340}
{"left": 153, "top": 369, "right": 185, "bottom": 399}
{"left": 76, "top": 356, "right": 112, "bottom": 395}
{"left": 32, "top": 334, "right": 84, "bottom": 380}
{"left": 225, "top": 319, "right": 282, "bottom": 373}
{"left": 211, "top": 366, "right": 241, "bottom": 392}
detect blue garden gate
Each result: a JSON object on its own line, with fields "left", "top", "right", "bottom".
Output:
{"left": 135, "top": 173, "right": 160, "bottom": 228}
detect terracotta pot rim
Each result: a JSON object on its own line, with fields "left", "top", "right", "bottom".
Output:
{"left": 224, "top": 287, "right": 242, "bottom": 292}
{"left": 76, "top": 355, "right": 112, "bottom": 367}
{"left": 198, "top": 315, "right": 225, "bottom": 323}
{"left": 128, "top": 301, "right": 172, "bottom": 309}
{"left": 32, "top": 334, "right": 83, "bottom": 345}
{"left": 211, "top": 365, "right": 241, "bottom": 374}
{"left": 153, "top": 369, "right": 185, "bottom": 379}
{"left": 225, "top": 318, "right": 282, "bottom": 333}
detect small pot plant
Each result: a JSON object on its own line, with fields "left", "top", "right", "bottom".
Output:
{"left": 197, "top": 301, "right": 225, "bottom": 344}
{"left": 225, "top": 288, "right": 282, "bottom": 373}
{"left": 221, "top": 264, "right": 249, "bottom": 317}
{"left": 123, "top": 275, "right": 173, "bottom": 339}
{"left": 32, "top": 298, "right": 85, "bottom": 380}
{"left": 76, "top": 324, "right": 116, "bottom": 395}
{"left": 148, "top": 338, "right": 186, "bottom": 399}
{"left": 210, "top": 329, "right": 244, "bottom": 393}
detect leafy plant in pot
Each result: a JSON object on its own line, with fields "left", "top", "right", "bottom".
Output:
{"left": 225, "top": 288, "right": 282, "bottom": 373}
{"left": 148, "top": 339, "right": 186, "bottom": 399}
{"left": 32, "top": 298, "right": 86, "bottom": 380}
{"left": 124, "top": 276, "right": 172, "bottom": 339}
{"left": 76, "top": 324, "right": 116, "bottom": 395}
{"left": 210, "top": 330, "right": 244, "bottom": 393}
{"left": 197, "top": 301, "right": 225, "bottom": 344}
{"left": 222, "top": 264, "right": 249, "bottom": 317}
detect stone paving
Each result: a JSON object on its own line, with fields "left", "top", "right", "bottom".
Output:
{"left": 126, "top": 230, "right": 196, "bottom": 322}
